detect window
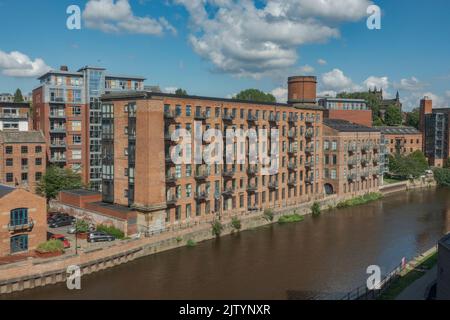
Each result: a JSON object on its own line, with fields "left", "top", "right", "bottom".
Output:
{"left": 35, "top": 146, "right": 42, "bottom": 153}
{"left": 72, "top": 150, "right": 82, "bottom": 160}
{"left": 124, "top": 148, "right": 128, "bottom": 156}
{"left": 186, "top": 105, "right": 191, "bottom": 116}
{"left": 21, "top": 146, "right": 28, "bottom": 154}
{"left": 5, "top": 146, "right": 12, "bottom": 154}
{"left": 186, "top": 165, "right": 192, "bottom": 177}
{"left": 73, "top": 135, "right": 82, "bottom": 145}
{"left": 186, "top": 184, "right": 192, "bottom": 197}
{"left": 21, "top": 173, "right": 28, "bottom": 182}
{"left": 35, "top": 172, "right": 42, "bottom": 181}
{"left": 72, "top": 106, "right": 82, "bottom": 116}
{"left": 6, "top": 173, "right": 13, "bottom": 182}
{"left": 186, "top": 204, "right": 191, "bottom": 218}
{"left": 71, "top": 121, "right": 82, "bottom": 132}
{"left": 6, "top": 158, "right": 13, "bottom": 166}
{"left": 10, "top": 234, "right": 28, "bottom": 253}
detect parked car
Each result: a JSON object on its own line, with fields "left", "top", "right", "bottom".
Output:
{"left": 68, "top": 224, "right": 95, "bottom": 234}
{"left": 49, "top": 217, "right": 74, "bottom": 228}
{"left": 48, "top": 214, "right": 75, "bottom": 225}
{"left": 47, "top": 213, "right": 69, "bottom": 223}
{"left": 87, "top": 231, "right": 115, "bottom": 243}
{"left": 50, "top": 234, "right": 71, "bottom": 249}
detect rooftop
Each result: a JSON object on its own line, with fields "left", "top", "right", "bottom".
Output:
{"left": 323, "top": 119, "right": 380, "bottom": 133}
{"left": 377, "top": 126, "right": 421, "bottom": 135}
{"left": 0, "top": 102, "right": 30, "bottom": 108}
{"left": 0, "top": 131, "right": 46, "bottom": 144}
{"left": 62, "top": 189, "right": 101, "bottom": 197}
{"left": 0, "top": 184, "right": 15, "bottom": 198}
{"left": 318, "top": 97, "right": 366, "bottom": 103}
{"left": 102, "top": 91, "right": 325, "bottom": 111}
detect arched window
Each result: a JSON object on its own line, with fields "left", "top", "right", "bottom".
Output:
{"left": 10, "top": 208, "right": 28, "bottom": 226}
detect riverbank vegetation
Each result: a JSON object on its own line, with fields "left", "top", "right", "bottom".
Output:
{"left": 231, "top": 217, "right": 242, "bottom": 231}
{"left": 311, "top": 202, "right": 321, "bottom": 216}
{"left": 211, "top": 220, "right": 224, "bottom": 237}
{"left": 186, "top": 239, "right": 197, "bottom": 247}
{"left": 378, "top": 251, "right": 438, "bottom": 300}
{"left": 278, "top": 214, "right": 304, "bottom": 224}
{"left": 433, "top": 167, "right": 450, "bottom": 187}
{"left": 263, "top": 208, "right": 274, "bottom": 221}
{"left": 97, "top": 225, "right": 125, "bottom": 240}
{"left": 388, "top": 151, "right": 428, "bottom": 179}
{"left": 36, "top": 240, "right": 64, "bottom": 253}
{"left": 337, "top": 193, "right": 383, "bottom": 208}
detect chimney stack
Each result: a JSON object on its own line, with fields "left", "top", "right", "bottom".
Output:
{"left": 287, "top": 76, "right": 317, "bottom": 105}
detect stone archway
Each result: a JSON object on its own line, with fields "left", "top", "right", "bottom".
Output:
{"left": 324, "top": 183, "right": 334, "bottom": 195}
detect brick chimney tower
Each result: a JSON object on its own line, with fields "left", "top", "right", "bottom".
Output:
{"left": 287, "top": 76, "right": 317, "bottom": 105}
{"left": 419, "top": 96, "right": 432, "bottom": 151}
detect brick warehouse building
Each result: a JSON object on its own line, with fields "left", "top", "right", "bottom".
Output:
{"left": 32, "top": 66, "right": 145, "bottom": 190}
{"left": 319, "top": 97, "right": 373, "bottom": 127}
{"left": 378, "top": 126, "right": 422, "bottom": 156}
{"left": 0, "top": 185, "right": 47, "bottom": 257}
{"left": 0, "top": 131, "right": 46, "bottom": 193}
{"left": 322, "top": 119, "right": 383, "bottom": 196}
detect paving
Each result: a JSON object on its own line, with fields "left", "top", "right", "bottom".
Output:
{"left": 395, "top": 266, "right": 437, "bottom": 300}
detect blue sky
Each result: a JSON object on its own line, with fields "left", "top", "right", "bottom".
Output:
{"left": 0, "top": 0, "right": 449, "bottom": 110}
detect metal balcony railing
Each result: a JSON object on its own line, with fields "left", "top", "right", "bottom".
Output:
{"left": 8, "top": 219, "right": 34, "bottom": 232}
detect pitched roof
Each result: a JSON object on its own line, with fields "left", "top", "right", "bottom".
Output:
{"left": 377, "top": 126, "right": 420, "bottom": 135}
{"left": 0, "top": 184, "right": 15, "bottom": 198}
{"left": 0, "top": 131, "right": 45, "bottom": 144}
{"left": 323, "top": 118, "right": 380, "bottom": 133}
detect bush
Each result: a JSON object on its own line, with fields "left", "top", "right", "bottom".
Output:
{"left": 231, "top": 217, "right": 242, "bottom": 230}
{"left": 96, "top": 225, "right": 125, "bottom": 240}
{"left": 433, "top": 168, "right": 450, "bottom": 187}
{"left": 36, "top": 240, "right": 64, "bottom": 253}
{"left": 311, "top": 202, "right": 321, "bottom": 216}
{"left": 278, "top": 214, "right": 304, "bottom": 224}
{"left": 176, "top": 236, "right": 183, "bottom": 243}
{"left": 186, "top": 239, "right": 197, "bottom": 247}
{"left": 337, "top": 192, "right": 383, "bottom": 208}
{"left": 75, "top": 219, "right": 89, "bottom": 233}
{"left": 211, "top": 220, "right": 224, "bottom": 237}
{"left": 389, "top": 151, "right": 429, "bottom": 179}
{"left": 263, "top": 208, "right": 274, "bottom": 222}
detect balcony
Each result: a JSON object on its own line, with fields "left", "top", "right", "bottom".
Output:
{"left": 222, "top": 169, "right": 235, "bottom": 178}
{"left": 50, "top": 141, "right": 66, "bottom": 148}
{"left": 222, "top": 114, "right": 234, "bottom": 122}
{"left": 305, "top": 117, "right": 314, "bottom": 125}
{"left": 166, "top": 195, "right": 177, "bottom": 206}
{"left": 305, "top": 146, "right": 314, "bottom": 154}
{"left": 269, "top": 114, "right": 279, "bottom": 124}
{"left": 288, "top": 114, "right": 298, "bottom": 123}
{"left": 195, "top": 191, "right": 209, "bottom": 202}
{"left": 247, "top": 184, "right": 258, "bottom": 193}
{"left": 50, "top": 127, "right": 66, "bottom": 133}
{"left": 361, "top": 172, "right": 369, "bottom": 179}
{"left": 347, "top": 158, "right": 357, "bottom": 167}
{"left": 361, "top": 159, "right": 369, "bottom": 167}
{"left": 347, "top": 173, "right": 357, "bottom": 182}
{"left": 165, "top": 154, "right": 173, "bottom": 163}
{"left": 222, "top": 187, "right": 235, "bottom": 197}
{"left": 195, "top": 170, "right": 209, "bottom": 180}
{"left": 361, "top": 144, "right": 372, "bottom": 153}
{"left": 348, "top": 145, "right": 357, "bottom": 153}
{"left": 287, "top": 179, "right": 297, "bottom": 187}
{"left": 305, "top": 130, "right": 314, "bottom": 139}
{"left": 305, "top": 161, "right": 314, "bottom": 169}
{"left": 164, "top": 110, "right": 175, "bottom": 119}
{"left": 50, "top": 156, "right": 66, "bottom": 163}
{"left": 164, "top": 132, "right": 177, "bottom": 144}
{"left": 166, "top": 174, "right": 177, "bottom": 184}
{"left": 49, "top": 112, "right": 66, "bottom": 119}
{"left": 247, "top": 166, "right": 258, "bottom": 176}
{"left": 8, "top": 219, "right": 34, "bottom": 232}
{"left": 268, "top": 181, "right": 279, "bottom": 190}
{"left": 194, "top": 112, "right": 207, "bottom": 121}
{"left": 247, "top": 114, "right": 258, "bottom": 122}
{"left": 305, "top": 176, "right": 314, "bottom": 184}
{"left": 288, "top": 131, "right": 296, "bottom": 139}
{"left": 287, "top": 148, "right": 298, "bottom": 155}
{"left": 0, "top": 113, "right": 26, "bottom": 119}
{"left": 248, "top": 205, "right": 259, "bottom": 212}
{"left": 288, "top": 162, "right": 298, "bottom": 171}
{"left": 373, "top": 157, "right": 379, "bottom": 165}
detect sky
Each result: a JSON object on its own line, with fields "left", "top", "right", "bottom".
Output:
{"left": 0, "top": 0, "right": 449, "bottom": 110}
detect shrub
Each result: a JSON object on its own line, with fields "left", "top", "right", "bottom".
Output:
{"left": 231, "top": 217, "right": 242, "bottom": 230}
{"left": 263, "top": 208, "right": 274, "bottom": 221}
{"left": 433, "top": 168, "right": 450, "bottom": 187}
{"left": 176, "top": 236, "right": 183, "bottom": 243}
{"left": 96, "top": 224, "right": 125, "bottom": 240}
{"left": 75, "top": 219, "right": 89, "bottom": 233}
{"left": 278, "top": 214, "right": 304, "bottom": 224}
{"left": 211, "top": 220, "right": 224, "bottom": 237}
{"left": 337, "top": 192, "right": 383, "bottom": 208}
{"left": 36, "top": 240, "right": 64, "bottom": 253}
{"left": 186, "top": 239, "right": 197, "bottom": 247}
{"left": 311, "top": 202, "right": 321, "bottom": 216}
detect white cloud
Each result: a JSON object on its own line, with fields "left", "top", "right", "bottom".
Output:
{"left": 321, "top": 68, "right": 361, "bottom": 92}
{"left": 164, "top": 87, "right": 178, "bottom": 94}
{"left": 271, "top": 87, "right": 288, "bottom": 103}
{"left": 83, "top": 0, "right": 176, "bottom": 35}
{"left": 174, "top": 0, "right": 371, "bottom": 78}
{"left": 363, "top": 76, "right": 389, "bottom": 91}
{"left": 393, "top": 77, "right": 427, "bottom": 91}
{"left": 299, "top": 65, "right": 315, "bottom": 73}
{"left": 317, "top": 58, "right": 327, "bottom": 65}
{"left": 0, "top": 50, "right": 51, "bottom": 77}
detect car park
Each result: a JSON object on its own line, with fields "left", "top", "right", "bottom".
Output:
{"left": 87, "top": 231, "right": 115, "bottom": 243}
{"left": 50, "top": 234, "right": 71, "bottom": 249}
{"left": 49, "top": 216, "right": 74, "bottom": 228}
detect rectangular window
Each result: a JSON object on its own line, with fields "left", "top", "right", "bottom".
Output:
{"left": 72, "top": 135, "right": 82, "bottom": 145}
{"left": 5, "top": 146, "right": 12, "bottom": 154}
{"left": 10, "top": 234, "right": 28, "bottom": 253}
{"left": 35, "top": 172, "right": 42, "bottom": 181}
{"left": 71, "top": 121, "right": 82, "bottom": 132}
{"left": 21, "top": 173, "right": 28, "bottom": 182}
{"left": 6, "top": 158, "right": 13, "bottom": 166}
{"left": 35, "top": 146, "right": 42, "bottom": 153}
{"left": 21, "top": 146, "right": 28, "bottom": 154}
{"left": 6, "top": 173, "right": 13, "bottom": 182}
{"left": 72, "top": 150, "right": 82, "bottom": 160}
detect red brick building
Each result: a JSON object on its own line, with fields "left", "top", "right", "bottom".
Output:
{"left": 378, "top": 126, "right": 422, "bottom": 156}
{"left": 0, "top": 185, "right": 47, "bottom": 257}
{"left": 0, "top": 131, "right": 46, "bottom": 193}
{"left": 319, "top": 97, "right": 373, "bottom": 127}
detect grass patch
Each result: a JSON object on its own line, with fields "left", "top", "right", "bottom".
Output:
{"left": 383, "top": 177, "right": 407, "bottom": 185}
{"left": 278, "top": 214, "right": 304, "bottom": 224}
{"left": 336, "top": 193, "right": 383, "bottom": 209}
{"left": 36, "top": 240, "right": 64, "bottom": 253}
{"left": 378, "top": 252, "right": 438, "bottom": 300}
{"left": 186, "top": 239, "right": 197, "bottom": 247}
{"left": 96, "top": 225, "right": 125, "bottom": 240}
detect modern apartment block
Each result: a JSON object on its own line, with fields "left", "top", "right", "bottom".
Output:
{"left": 0, "top": 131, "right": 46, "bottom": 192}
{"left": 0, "top": 102, "right": 31, "bottom": 131}
{"left": 419, "top": 96, "right": 450, "bottom": 167}
{"left": 319, "top": 97, "right": 373, "bottom": 127}
{"left": 322, "top": 119, "right": 383, "bottom": 196}
{"left": 0, "top": 185, "right": 47, "bottom": 257}
{"left": 32, "top": 66, "right": 145, "bottom": 190}
{"left": 378, "top": 126, "right": 422, "bottom": 156}
{"left": 96, "top": 76, "right": 324, "bottom": 233}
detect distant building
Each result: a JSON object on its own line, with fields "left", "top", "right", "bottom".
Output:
{"left": 0, "top": 185, "right": 47, "bottom": 257}
{"left": 369, "top": 88, "right": 402, "bottom": 121}
{"left": 0, "top": 131, "right": 46, "bottom": 192}
{"left": 322, "top": 119, "right": 383, "bottom": 196}
{"left": 319, "top": 97, "right": 373, "bottom": 127}
{"left": 32, "top": 65, "right": 146, "bottom": 190}
{"left": 0, "top": 102, "right": 31, "bottom": 131}
{"left": 0, "top": 92, "right": 31, "bottom": 103}
{"left": 419, "top": 96, "right": 450, "bottom": 167}
{"left": 377, "top": 126, "right": 422, "bottom": 156}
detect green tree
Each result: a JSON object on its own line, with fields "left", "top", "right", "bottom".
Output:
{"left": 175, "top": 88, "right": 188, "bottom": 96}
{"left": 406, "top": 108, "right": 420, "bottom": 129}
{"left": 233, "top": 89, "right": 276, "bottom": 103}
{"left": 373, "top": 117, "right": 384, "bottom": 127}
{"left": 384, "top": 105, "right": 403, "bottom": 126}
{"left": 13, "top": 88, "right": 24, "bottom": 103}
{"left": 444, "top": 158, "right": 450, "bottom": 169}
{"left": 388, "top": 150, "right": 428, "bottom": 178}
{"left": 337, "top": 91, "right": 381, "bottom": 125}
{"left": 36, "top": 166, "right": 84, "bottom": 201}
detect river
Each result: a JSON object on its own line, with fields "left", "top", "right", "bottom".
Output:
{"left": 5, "top": 188, "right": 450, "bottom": 300}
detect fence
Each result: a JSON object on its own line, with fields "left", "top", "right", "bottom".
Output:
{"left": 340, "top": 262, "right": 404, "bottom": 300}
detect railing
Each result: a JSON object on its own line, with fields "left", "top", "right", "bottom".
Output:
{"left": 164, "top": 110, "right": 175, "bottom": 119}
{"left": 305, "top": 130, "right": 314, "bottom": 138}
{"left": 247, "top": 184, "right": 258, "bottom": 192}
{"left": 305, "top": 146, "right": 314, "bottom": 153}
{"left": 288, "top": 163, "right": 298, "bottom": 171}
{"left": 348, "top": 145, "right": 357, "bottom": 153}
{"left": 247, "top": 166, "right": 258, "bottom": 175}
{"left": 340, "top": 262, "right": 403, "bottom": 300}
{"left": 305, "top": 161, "right": 314, "bottom": 168}
{"left": 195, "top": 170, "right": 209, "bottom": 180}
{"left": 50, "top": 156, "right": 66, "bottom": 162}
{"left": 49, "top": 112, "right": 66, "bottom": 118}
{"left": 222, "top": 187, "right": 235, "bottom": 197}
{"left": 194, "top": 191, "right": 209, "bottom": 201}
{"left": 348, "top": 174, "right": 357, "bottom": 181}
{"left": 166, "top": 174, "right": 177, "bottom": 184}
{"left": 166, "top": 195, "right": 177, "bottom": 206}
{"left": 305, "top": 117, "right": 314, "bottom": 124}
{"left": 8, "top": 219, "right": 34, "bottom": 232}
{"left": 287, "top": 179, "right": 297, "bottom": 187}
{"left": 247, "top": 114, "right": 258, "bottom": 122}
{"left": 50, "top": 141, "right": 66, "bottom": 148}
{"left": 222, "top": 169, "right": 235, "bottom": 178}
{"left": 288, "top": 131, "right": 296, "bottom": 138}
{"left": 288, "top": 114, "right": 298, "bottom": 123}
{"left": 195, "top": 112, "right": 208, "bottom": 120}
{"left": 348, "top": 159, "right": 357, "bottom": 167}
{"left": 222, "top": 114, "right": 234, "bottom": 121}
{"left": 50, "top": 127, "right": 66, "bottom": 133}
{"left": 268, "top": 181, "right": 279, "bottom": 190}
